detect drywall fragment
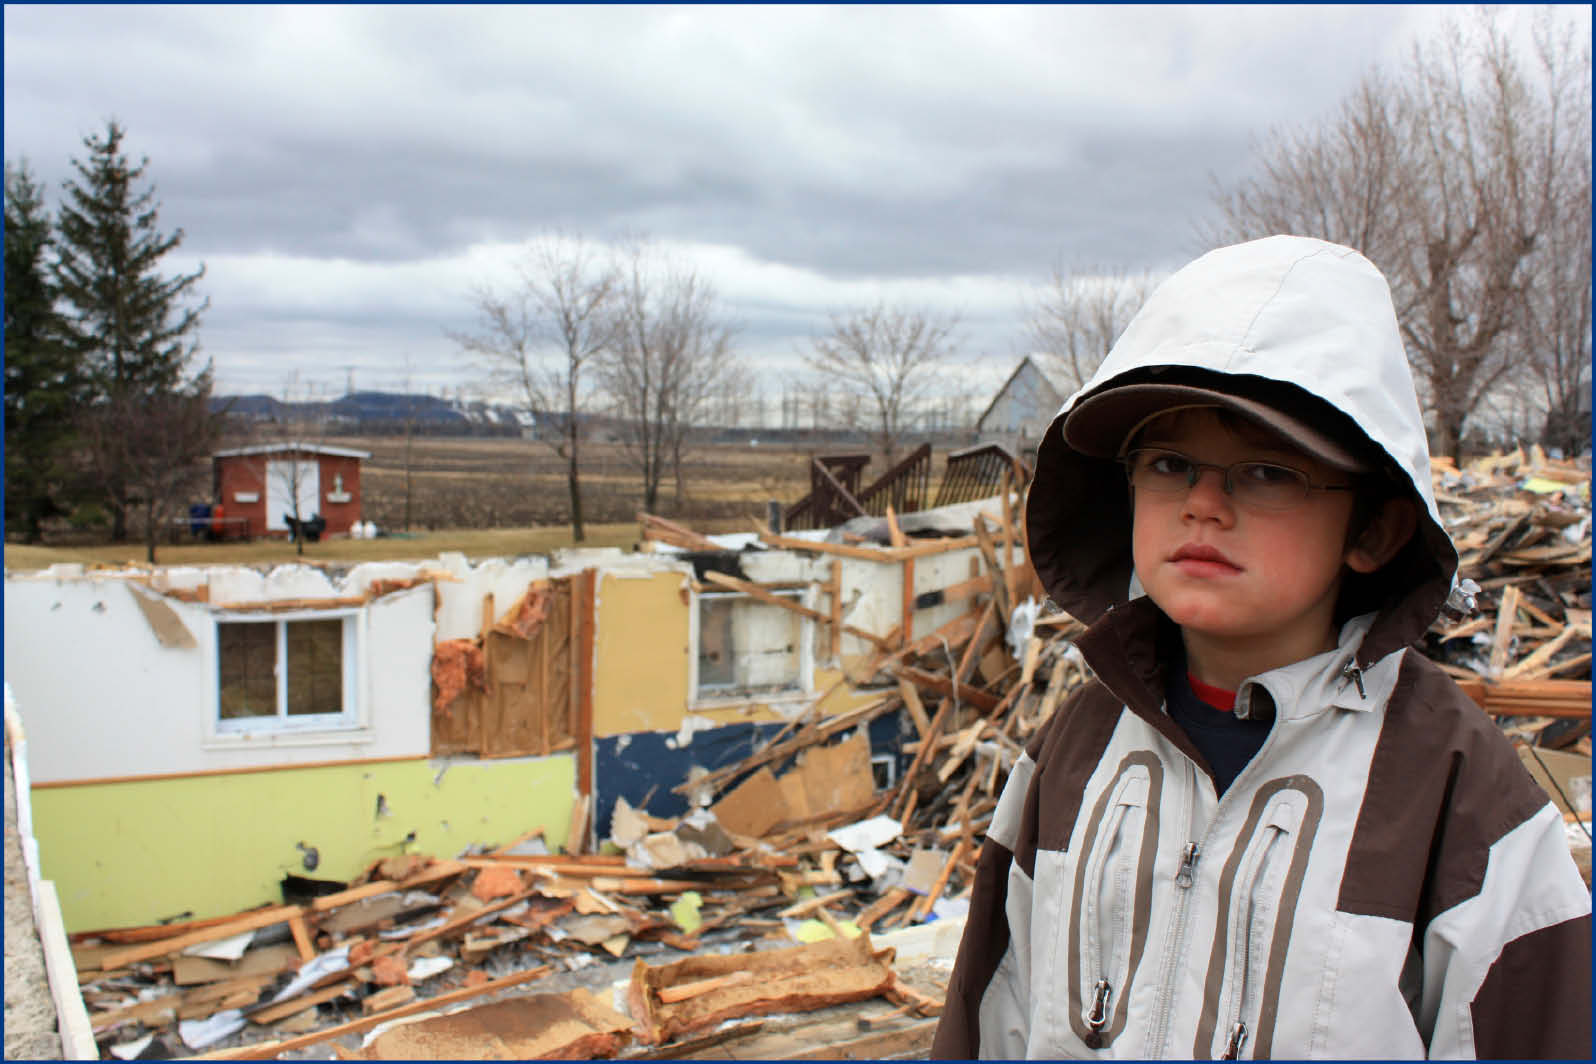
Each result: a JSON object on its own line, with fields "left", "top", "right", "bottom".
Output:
{"left": 178, "top": 1008, "right": 245, "bottom": 1050}
{"left": 405, "top": 956, "right": 453, "bottom": 983}
{"left": 180, "top": 929, "right": 255, "bottom": 962}
{"left": 126, "top": 586, "right": 197, "bottom": 649}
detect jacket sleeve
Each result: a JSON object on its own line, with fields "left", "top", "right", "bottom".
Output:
{"left": 930, "top": 748, "right": 1036, "bottom": 1059}
{"left": 1419, "top": 799, "right": 1591, "bottom": 1059}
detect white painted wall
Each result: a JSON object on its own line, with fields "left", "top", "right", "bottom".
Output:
{"left": 4, "top": 569, "right": 434, "bottom": 784}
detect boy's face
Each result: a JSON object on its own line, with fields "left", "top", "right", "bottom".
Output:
{"left": 1129, "top": 408, "right": 1360, "bottom": 671}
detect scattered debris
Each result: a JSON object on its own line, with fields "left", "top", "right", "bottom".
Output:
{"left": 64, "top": 450, "right": 1588, "bottom": 1058}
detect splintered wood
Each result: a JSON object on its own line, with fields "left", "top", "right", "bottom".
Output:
{"left": 1427, "top": 449, "right": 1591, "bottom": 730}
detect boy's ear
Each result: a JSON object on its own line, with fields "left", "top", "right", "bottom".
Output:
{"left": 1345, "top": 498, "right": 1418, "bottom": 573}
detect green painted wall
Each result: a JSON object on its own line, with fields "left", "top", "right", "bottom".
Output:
{"left": 32, "top": 755, "right": 575, "bottom": 933}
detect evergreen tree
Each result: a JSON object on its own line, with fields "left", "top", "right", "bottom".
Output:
{"left": 4, "top": 159, "right": 82, "bottom": 542}
{"left": 54, "top": 120, "right": 210, "bottom": 540}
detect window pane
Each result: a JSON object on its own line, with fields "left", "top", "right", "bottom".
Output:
{"left": 697, "top": 598, "right": 736, "bottom": 691}
{"left": 697, "top": 594, "right": 802, "bottom": 698}
{"left": 735, "top": 600, "right": 801, "bottom": 692}
{"left": 218, "top": 623, "right": 277, "bottom": 719}
{"left": 285, "top": 619, "right": 343, "bottom": 716}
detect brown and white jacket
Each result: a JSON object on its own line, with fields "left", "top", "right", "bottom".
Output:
{"left": 932, "top": 238, "right": 1592, "bottom": 1059}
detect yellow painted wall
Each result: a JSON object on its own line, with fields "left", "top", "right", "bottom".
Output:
{"left": 591, "top": 570, "right": 692, "bottom": 736}
{"left": 32, "top": 754, "right": 575, "bottom": 933}
{"left": 590, "top": 571, "right": 887, "bottom": 735}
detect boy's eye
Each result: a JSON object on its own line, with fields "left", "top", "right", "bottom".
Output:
{"left": 1145, "top": 453, "right": 1192, "bottom": 477}
{"left": 1236, "top": 462, "right": 1302, "bottom": 487}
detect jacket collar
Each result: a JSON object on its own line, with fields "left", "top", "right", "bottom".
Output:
{"left": 1075, "top": 598, "right": 1403, "bottom": 723}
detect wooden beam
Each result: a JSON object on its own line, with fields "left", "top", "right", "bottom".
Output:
{"left": 193, "top": 965, "right": 554, "bottom": 1059}
{"left": 901, "top": 557, "right": 915, "bottom": 645}
{"left": 100, "top": 906, "right": 305, "bottom": 970}
{"left": 897, "top": 678, "right": 932, "bottom": 740}
{"left": 576, "top": 569, "right": 597, "bottom": 798}
{"left": 702, "top": 570, "right": 894, "bottom": 651}
{"left": 756, "top": 528, "right": 896, "bottom": 561}
{"left": 897, "top": 666, "right": 1001, "bottom": 713}
{"left": 828, "top": 560, "right": 843, "bottom": 662}
{"left": 1489, "top": 584, "right": 1522, "bottom": 678}
{"left": 885, "top": 505, "right": 908, "bottom": 549}
{"left": 638, "top": 512, "right": 721, "bottom": 552}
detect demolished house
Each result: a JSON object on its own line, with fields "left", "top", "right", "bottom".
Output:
{"left": 2, "top": 446, "right": 1588, "bottom": 1060}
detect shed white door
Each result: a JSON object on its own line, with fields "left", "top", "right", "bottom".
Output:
{"left": 265, "top": 460, "right": 320, "bottom": 531}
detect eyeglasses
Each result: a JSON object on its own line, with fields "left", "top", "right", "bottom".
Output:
{"left": 1123, "top": 447, "right": 1355, "bottom": 511}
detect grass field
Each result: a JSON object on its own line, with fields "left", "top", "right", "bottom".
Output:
{"left": 4, "top": 436, "right": 838, "bottom": 571}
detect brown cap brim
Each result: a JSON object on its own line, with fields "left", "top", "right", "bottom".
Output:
{"left": 1063, "top": 382, "right": 1371, "bottom": 472}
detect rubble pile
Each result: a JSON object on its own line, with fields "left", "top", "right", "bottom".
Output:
{"left": 1423, "top": 448, "right": 1591, "bottom": 710}
{"left": 67, "top": 450, "right": 1589, "bottom": 1060}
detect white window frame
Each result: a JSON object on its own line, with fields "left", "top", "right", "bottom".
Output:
{"left": 207, "top": 608, "right": 368, "bottom": 747}
{"left": 688, "top": 586, "right": 815, "bottom": 708}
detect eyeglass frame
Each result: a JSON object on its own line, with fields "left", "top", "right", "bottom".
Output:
{"left": 1121, "top": 446, "right": 1357, "bottom": 510}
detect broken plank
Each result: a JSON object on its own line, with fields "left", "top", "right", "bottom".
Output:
{"left": 777, "top": 889, "right": 856, "bottom": 919}
{"left": 399, "top": 887, "right": 538, "bottom": 954}
{"left": 195, "top": 965, "right": 554, "bottom": 1059}
{"left": 897, "top": 665, "right": 1000, "bottom": 713}
{"left": 639, "top": 512, "right": 723, "bottom": 552}
{"left": 898, "top": 678, "right": 932, "bottom": 741}
{"left": 245, "top": 978, "right": 355, "bottom": 1025}
{"left": 288, "top": 913, "right": 315, "bottom": 963}
{"left": 703, "top": 569, "right": 894, "bottom": 651}
{"left": 100, "top": 905, "right": 305, "bottom": 970}
{"left": 1501, "top": 625, "right": 1585, "bottom": 682}
{"left": 853, "top": 886, "right": 911, "bottom": 932}
{"left": 656, "top": 970, "right": 756, "bottom": 1004}
{"left": 885, "top": 505, "right": 908, "bottom": 549}
{"left": 1489, "top": 585, "right": 1523, "bottom": 678}
{"left": 756, "top": 529, "right": 898, "bottom": 561}
{"left": 361, "top": 985, "right": 416, "bottom": 1014}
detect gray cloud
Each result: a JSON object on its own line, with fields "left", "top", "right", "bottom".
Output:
{"left": 6, "top": 3, "right": 1568, "bottom": 399}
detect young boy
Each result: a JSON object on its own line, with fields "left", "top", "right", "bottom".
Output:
{"left": 932, "top": 236, "right": 1590, "bottom": 1059}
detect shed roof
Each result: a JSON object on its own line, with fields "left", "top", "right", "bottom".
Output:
{"left": 213, "top": 441, "right": 372, "bottom": 460}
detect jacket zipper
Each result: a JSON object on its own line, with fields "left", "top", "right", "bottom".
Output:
{"left": 1218, "top": 821, "right": 1287, "bottom": 1059}
{"left": 1143, "top": 762, "right": 1206, "bottom": 1057}
{"left": 1081, "top": 792, "right": 1136, "bottom": 1045}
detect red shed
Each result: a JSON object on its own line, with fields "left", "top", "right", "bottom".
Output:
{"left": 211, "top": 442, "right": 371, "bottom": 539}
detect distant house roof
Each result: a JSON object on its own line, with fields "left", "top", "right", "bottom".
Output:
{"left": 975, "top": 355, "right": 1066, "bottom": 431}
{"left": 213, "top": 442, "right": 372, "bottom": 460}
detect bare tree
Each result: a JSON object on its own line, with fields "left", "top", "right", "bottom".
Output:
{"left": 1207, "top": 10, "right": 1588, "bottom": 460}
{"left": 1518, "top": 20, "right": 1592, "bottom": 456}
{"left": 450, "top": 234, "right": 616, "bottom": 541}
{"left": 1026, "top": 265, "right": 1158, "bottom": 393}
{"left": 600, "top": 243, "right": 742, "bottom": 513}
{"left": 80, "top": 380, "right": 219, "bottom": 564}
{"left": 804, "top": 303, "right": 960, "bottom": 464}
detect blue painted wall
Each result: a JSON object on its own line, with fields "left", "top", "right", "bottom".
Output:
{"left": 592, "top": 710, "right": 911, "bottom": 839}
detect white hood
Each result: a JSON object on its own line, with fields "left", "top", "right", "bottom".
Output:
{"left": 1025, "top": 236, "right": 1458, "bottom": 665}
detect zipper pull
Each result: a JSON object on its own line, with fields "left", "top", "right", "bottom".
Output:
{"left": 1175, "top": 842, "right": 1201, "bottom": 888}
{"left": 1086, "top": 978, "right": 1112, "bottom": 1031}
{"left": 1221, "top": 1021, "right": 1248, "bottom": 1059}
{"left": 1341, "top": 661, "right": 1366, "bottom": 698}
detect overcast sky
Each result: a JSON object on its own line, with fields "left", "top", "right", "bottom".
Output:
{"left": 3, "top": 4, "right": 1567, "bottom": 409}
